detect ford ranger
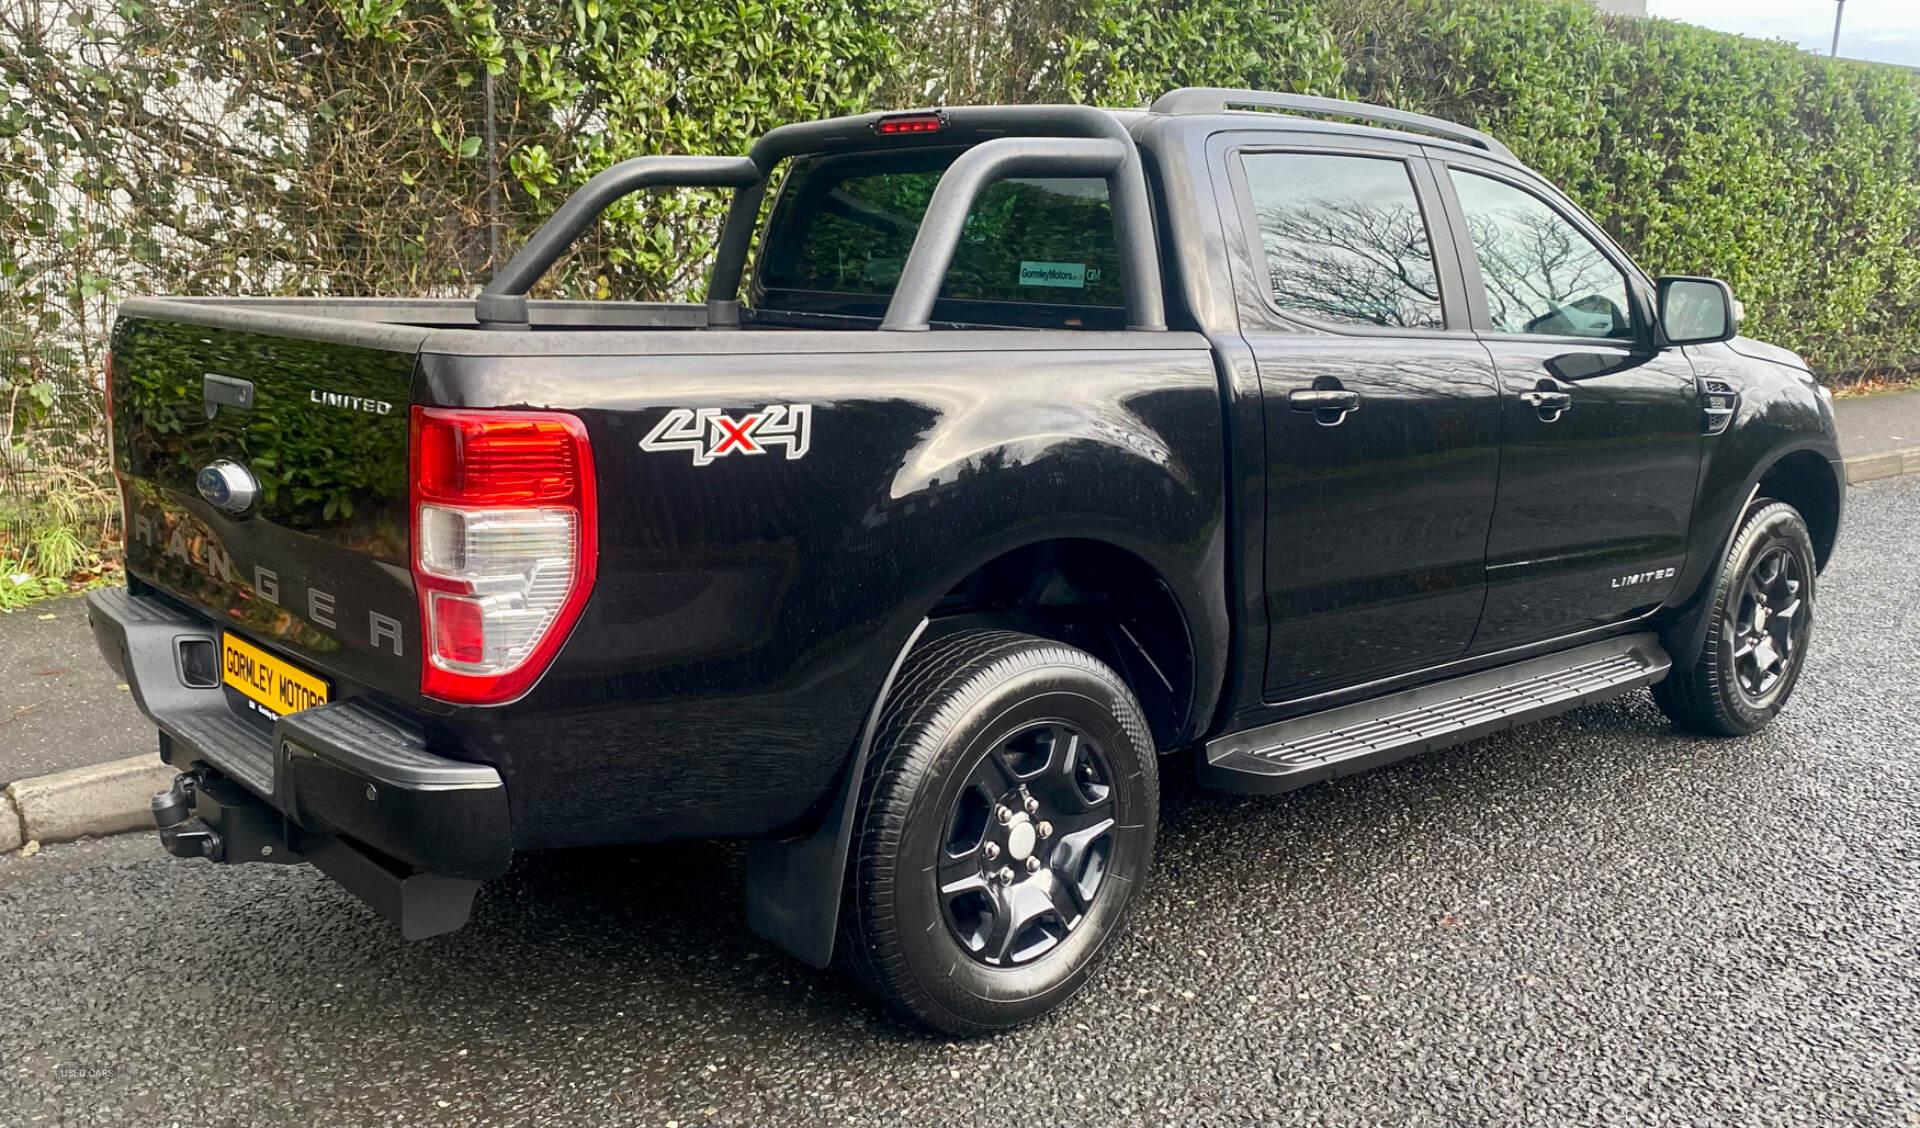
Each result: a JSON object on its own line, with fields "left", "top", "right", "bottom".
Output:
{"left": 90, "top": 89, "right": 1844, "bottom": 1034}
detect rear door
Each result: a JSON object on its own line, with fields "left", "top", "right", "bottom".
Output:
{"left": 109, "top": 307, "right": 425, "bottom": 711}
{"left": 1212, "top": 132, "right": 1504, "bottom": 701}
{"left": 1428, "top": 154, "right": 1703, "bottom": 652}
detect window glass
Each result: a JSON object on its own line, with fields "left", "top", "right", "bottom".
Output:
{"left": 761, "top": 150, "right": 1123, "bottom": 309}
{"left": 1449, "top": 170, "right": 1633, "bottom": 339}
{"left": 1240, "top": 152, "right": 1444, "bottom": 330}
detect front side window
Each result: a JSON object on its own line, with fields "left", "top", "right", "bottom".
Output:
{"left": 1449, "top": 170, "right": 1633, "bottom": 340}
{"left": 1240, "top": 152, "right": 1445, "bottom": 330}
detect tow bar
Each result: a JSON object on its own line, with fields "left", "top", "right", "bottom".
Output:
{"left": 150, "top": 770, "right": 306, "bottom": 866}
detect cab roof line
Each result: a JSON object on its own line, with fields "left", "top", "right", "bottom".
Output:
{"left": 1147, "top": 87, "right": 1517, "bottom": 162}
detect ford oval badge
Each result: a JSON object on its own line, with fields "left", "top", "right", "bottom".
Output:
{"left": 196, "top": 460, "right": 260, "bottom": 517}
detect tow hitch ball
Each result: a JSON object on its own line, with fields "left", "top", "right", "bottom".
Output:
{"left": 151, "top": 771, "right": 222, "bottom": 861}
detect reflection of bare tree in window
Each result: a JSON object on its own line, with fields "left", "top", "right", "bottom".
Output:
{"left": 1255, "top": 197, "right": 1444, "bottom": 329}
{"left": 1452, "top": 174, "right": 1630, "bottom": 339}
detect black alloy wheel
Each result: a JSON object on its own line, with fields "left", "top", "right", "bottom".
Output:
{"left": 1729, "top": 543, "right": 1809, "bottom": 702}
{"left": 838, "top": 629, "right": 1157, "bottom": 1035}
{"left": 937, "top": 720, "right": 1117, "bottom": 968}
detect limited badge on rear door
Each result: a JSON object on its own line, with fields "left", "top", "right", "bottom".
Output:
{"left": 638, "top": 404, "right": 812, "bottom": 466}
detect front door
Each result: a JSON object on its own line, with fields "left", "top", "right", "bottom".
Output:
{"left": 1223, "top": 140, "right": 1505, "bottom": 701}
{"left": 1434, "top": 158, "right": 1704, "bottom": 651}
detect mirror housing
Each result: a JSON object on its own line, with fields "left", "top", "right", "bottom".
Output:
{"left": 1657, "top": 275, "right": 1738, "bottom": 346}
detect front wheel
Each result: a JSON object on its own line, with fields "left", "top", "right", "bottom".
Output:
{"left": 837, "top": 629, "right": 1158, "bottom": 1035}
{"left": 1654, "top": 500, "right": 1817, "bottom": 736}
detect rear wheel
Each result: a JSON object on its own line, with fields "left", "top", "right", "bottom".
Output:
{"left": 1654, "top": 500, "right": 1816, "bottom": 736}
{"left": 837, "top": 629, "right": 1157, "bottom": 1035}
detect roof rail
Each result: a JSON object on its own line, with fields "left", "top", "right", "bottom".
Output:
{"left": 1148, "top": 87, "right": 1515, "bottom": 161}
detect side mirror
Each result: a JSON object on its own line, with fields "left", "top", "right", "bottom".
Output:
{"left": 1657, "top": 276, "right": 1738, "bottom": 346}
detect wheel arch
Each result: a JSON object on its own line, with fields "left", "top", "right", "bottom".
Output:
{"left": 915, "top": 535, "right": 1226, "bottom": 753}
{"left": 1754, "top": 447, "right": 1841, "bottom": 572}
{"left": 744, "top": 532, "right": 1226, "bottom": 972}
{"left": 1662, "top": 442, "right": 1842, "bottom": 669}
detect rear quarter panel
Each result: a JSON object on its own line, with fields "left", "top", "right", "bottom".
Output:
{"left": 417, "top": 331, "right": 1226, "bottom": 847}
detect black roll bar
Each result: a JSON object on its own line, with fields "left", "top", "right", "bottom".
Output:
{"left": 475, "top": 103, "right": 1168, "bottom": 332}
{"left": 877, "top": 137, "right": 1161, "bottom": 331}
{"left": 475, "top": 155, "right": 760, "bottom": 328}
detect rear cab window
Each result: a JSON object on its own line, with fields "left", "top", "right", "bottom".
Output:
{"left": 1238, "top": 150, "right": 1447, "bottom": 331}
{"left": 756, "top": 148, "right": 1126, "bottom": 329}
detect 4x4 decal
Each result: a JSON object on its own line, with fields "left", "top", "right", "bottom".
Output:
{"left": 638, "top": 404, "right": 812, "bottom": 466}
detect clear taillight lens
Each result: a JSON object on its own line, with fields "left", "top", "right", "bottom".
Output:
{"left": 409, "top": 408, "right": 597, "bottom": 705}
{"left": 417, "top": 506, "right": 577, "bottom": 673}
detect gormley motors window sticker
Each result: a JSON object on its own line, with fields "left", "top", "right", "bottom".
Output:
{"left": 1018, "top": 261, "right": 1094, "bottom": 288}
{"left": 638, "top": 404, "right": 812, "bottom": 466}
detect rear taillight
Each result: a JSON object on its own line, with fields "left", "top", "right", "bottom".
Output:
{"left": 409, "top": 406, "right": 597, "bottom": 705}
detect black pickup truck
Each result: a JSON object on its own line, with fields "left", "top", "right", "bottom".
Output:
{"left": 91, "top": 89, "right": 1844, "bottom": 1034}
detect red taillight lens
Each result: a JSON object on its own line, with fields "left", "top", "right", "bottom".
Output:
{"left": 415, "top": 410, "right": 586, "bottom": 504}
{"left": 874, "top": 111, "right": 947, "bottom": 135}
{"left": 429, "top": 592, "right": 487, "bottom": 665}
{"left": 409, "top": 407, "right": 597, "bottom": 705}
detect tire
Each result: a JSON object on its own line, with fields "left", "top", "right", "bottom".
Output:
{"left": 1654, "top": 500, "right": 1817, "bottom": 736}
{"left": 837, "top": 629, "right": 1158, "bottom": 1035}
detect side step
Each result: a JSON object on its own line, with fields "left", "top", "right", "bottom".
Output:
{"left": 1201, "top": 633, "right": 1671, "bottom": 794}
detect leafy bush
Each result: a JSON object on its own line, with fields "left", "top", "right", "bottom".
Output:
{"left": 2, "top": 0, "right": 1918, "bottom": 590}
{"left": 1328, "top": 0, "right": 1920, "bottom": 383}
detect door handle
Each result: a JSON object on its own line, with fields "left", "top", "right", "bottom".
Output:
{"left": 1520, "top": 386, "right": 1572, "bottom": 422}
{"left": 1288, "top": 387, "right": 1361, "bottom": 425}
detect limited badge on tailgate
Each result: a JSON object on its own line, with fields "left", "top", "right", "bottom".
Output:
{"left": 222, "top": 632, "right": 330, "bottom": 717}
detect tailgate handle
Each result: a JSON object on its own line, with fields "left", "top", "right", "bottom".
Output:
{"left": 202, "top": 373, "right": 255, "bottom": 419}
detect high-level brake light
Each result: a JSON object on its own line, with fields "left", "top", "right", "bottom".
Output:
{"left": 874, "top": 111, "right": 948, "bottom": 135}
{"left": 409, "top": 407, "right": 597, "bottom": 705}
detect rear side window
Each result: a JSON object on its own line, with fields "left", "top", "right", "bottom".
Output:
{"left": 758, "top": 149, "right": 1124, "bottom": 326}
{"left": 1448, "top": 170, "right": 1632, "bottom": 340}
{"left": 1240, "top": 152, "right": 1445, "bottom": 330}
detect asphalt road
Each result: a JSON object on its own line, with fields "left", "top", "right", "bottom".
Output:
{"left": 6, "top": 474, "right": 1918, "bottom": 1128}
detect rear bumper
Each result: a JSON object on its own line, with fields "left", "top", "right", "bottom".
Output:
{"left": 87, "top": 586, "right": 513, "bottom": 933}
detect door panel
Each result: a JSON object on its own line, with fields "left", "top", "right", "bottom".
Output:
{"left": 1435, "top": 160, "right": 1704, "bottom": 651}
{"left": 1220, "top": 142, "right": 1503, "bottom": 702}
{"left": 1473, "top": 342, "right": 1702, "bottom": 649}
{"left": 1255, "top": 336, "right": 1504, "bottom": 696}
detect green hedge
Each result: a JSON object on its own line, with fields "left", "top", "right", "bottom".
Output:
{"left": 5, "top": 0, "right": 1916, "bottom": 383}
{"left": 1332, "top": 0, "right": 1920, "bottom": 382}
{"left": 6, "top": 0, "right": 1914, "bottom": 581}
{"left": 899, "top": 0, "right": 1920, "bottom": 381}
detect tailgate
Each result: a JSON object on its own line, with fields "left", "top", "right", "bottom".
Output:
{"left": 109, "top": 306, "right": 425, "bottom": 706}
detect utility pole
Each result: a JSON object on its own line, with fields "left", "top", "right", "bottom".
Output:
{"left": 1830, "top": 0, "right": 1845, "bottom": 57}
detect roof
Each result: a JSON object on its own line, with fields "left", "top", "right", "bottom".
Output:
{"left": 1145, "top": 88, "right": 1516, "bottom": 161}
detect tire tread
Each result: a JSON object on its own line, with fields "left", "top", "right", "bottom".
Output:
{"left": 1655, "top": 500, "right": 1813, "bottom": 736}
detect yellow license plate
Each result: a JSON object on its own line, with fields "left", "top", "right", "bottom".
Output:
{"left": 222, "top": 632, "right": 330, "bottom": 717}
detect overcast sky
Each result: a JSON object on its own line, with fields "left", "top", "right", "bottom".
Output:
{"left": 1649, "top": 0, "right": 1919, "bottom": 66}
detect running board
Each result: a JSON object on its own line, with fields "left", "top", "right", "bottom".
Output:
{"left": 1201, "top": 634, "right": 1671, "bottom": 794}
